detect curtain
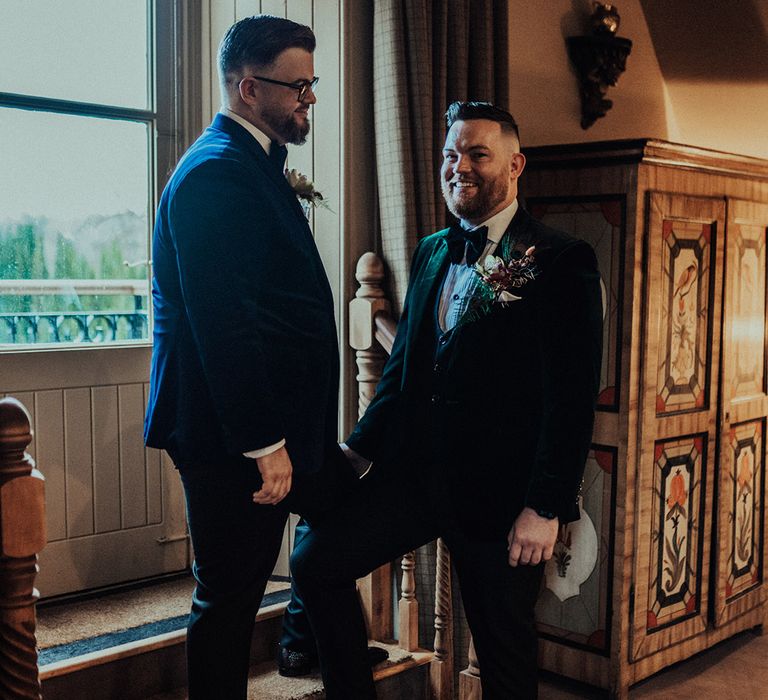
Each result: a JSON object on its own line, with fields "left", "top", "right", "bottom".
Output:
{"left": 373, "top": 0, "right": 509, "bottom": 312}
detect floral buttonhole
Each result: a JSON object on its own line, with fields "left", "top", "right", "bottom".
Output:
{"left": 475, "top": 245, "right": 538, "bottom": 304}
{"left": 459, "top": 246, "right": 539, "bottom": 325}
{"left": 285, "top": 168, "right": 332, "bottom": 219}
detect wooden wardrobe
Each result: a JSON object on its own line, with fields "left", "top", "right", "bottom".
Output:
{"left": 519, "top": 140, "right": 768, "bottom": 699}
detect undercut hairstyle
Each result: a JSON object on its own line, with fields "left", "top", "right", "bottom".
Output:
{"left": 218, "top": 14, "right": 315, "bottom": 82}
{"left": 445, "top": 101, "right": 520, "bottom": 144}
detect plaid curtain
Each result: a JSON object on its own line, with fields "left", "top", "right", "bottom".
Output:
{"left": 373, "top": 0, "right": 509, "bottom": 312}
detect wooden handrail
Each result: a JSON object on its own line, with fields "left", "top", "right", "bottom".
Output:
{"left": 0, "top": 397, "right": 46, "bottom": 699}
{"left": 373, "top": 311, "right": 396, "bottom": 355}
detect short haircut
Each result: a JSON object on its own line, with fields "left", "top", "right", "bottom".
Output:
{"left": 445, "top": 101, "right": 520, "bottom": 144}
{"left": 218, "top": 14, "right": 315, "bottom": 80}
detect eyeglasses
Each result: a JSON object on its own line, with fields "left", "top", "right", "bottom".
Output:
{"left": 245, "top": 75, "right": 319, "bottom": 101}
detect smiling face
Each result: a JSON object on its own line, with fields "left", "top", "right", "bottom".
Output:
{"left": 440, "top": 119, "right": 526, "bottom": 225}
{"left": 240, "top": 47, "right": 316, "bottom": 145}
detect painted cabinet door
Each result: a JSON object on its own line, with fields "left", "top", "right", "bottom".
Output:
{"left": 528, "top": 196, "right": 625, "bottom": 655}
{"left": 713, "top": 199, "right": 768, "bottom": 627}
{"left": 630, "top": 192, "right": 726, "bottom": 661}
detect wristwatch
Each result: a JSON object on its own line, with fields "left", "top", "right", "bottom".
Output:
{"left": 532, "top": 507, "right": 557, "bottom": 520}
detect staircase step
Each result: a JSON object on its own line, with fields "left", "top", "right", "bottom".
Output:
{"left": 36, "top": 574, "right": 432, "bottom": 699}
{"left": 40, "top": 602, "right": 285, "bottom": 700}
{"left": 149, "top": 644, "right": 433, "bottom": 700}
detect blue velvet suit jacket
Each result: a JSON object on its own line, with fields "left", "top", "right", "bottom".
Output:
{"left": 144, "top": 114, "right": 339, "bottom": 474}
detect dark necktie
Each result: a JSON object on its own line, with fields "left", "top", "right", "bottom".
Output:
{"left": 269, "top": 143, "right": 288, "bottom": 173}
{"left": 446, "top": 223, "right": 489, "bottom": 265}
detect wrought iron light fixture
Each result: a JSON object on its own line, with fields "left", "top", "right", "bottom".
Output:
{"left": 567, "top": 3, "right": 632, "bottom": 129}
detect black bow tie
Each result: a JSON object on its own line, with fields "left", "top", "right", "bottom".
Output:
{"left": 446, "top": 223, "right": 489, "bottom": 265}
{"left": 269, "top": 143, "right": 288, "bottom": 173}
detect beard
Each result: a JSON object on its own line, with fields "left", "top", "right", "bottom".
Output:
{"left": 441, "top": 173, "right": 509, "bottom": 221}
{"left": 261, "top": 105, "right": 310, "bottom": 145}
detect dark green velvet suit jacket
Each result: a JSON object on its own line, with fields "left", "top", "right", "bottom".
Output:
{"left": 347, "top": 206, "right": 603, "bottom": 538}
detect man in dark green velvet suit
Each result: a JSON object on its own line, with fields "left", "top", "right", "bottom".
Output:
{"left": 291, "top": 102, "right": 603, "bottom": 699}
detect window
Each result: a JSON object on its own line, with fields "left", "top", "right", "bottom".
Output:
{"left": 0, "top": 0, "right": 191, "bottom": 347}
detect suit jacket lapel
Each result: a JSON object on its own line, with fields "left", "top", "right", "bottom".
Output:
{"left": 405, "top": 232, "right": 451, "bottom": 350}
{"left": 495, "top": 205, "right": 535, "bottom": 259}
{"left": 211, "top": 114, "right": 308, "bottom": 227}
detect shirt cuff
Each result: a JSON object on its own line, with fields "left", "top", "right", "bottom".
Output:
{"left": 244, "top": 439, "right": 286, "bottom": 459}
{"left": 340, "top": 442, "right": 373, "bottom": 478}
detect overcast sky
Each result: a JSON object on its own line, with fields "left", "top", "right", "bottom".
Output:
{"left": 0, "top": 1, "right": 150, "bottom": 222}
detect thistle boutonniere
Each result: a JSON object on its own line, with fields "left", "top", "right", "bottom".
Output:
{"left": 285, "top": 168, "right": 331, "bottom": 217}
{"left": 462, "top": 245, "right": 539, "bottom": 324}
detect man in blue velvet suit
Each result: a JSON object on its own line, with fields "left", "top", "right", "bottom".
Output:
{"left": 291, "top": 102, "right": 603, "bottom": 699}
{"left": 144, "top": 15, "right": 356, "bottom": 699}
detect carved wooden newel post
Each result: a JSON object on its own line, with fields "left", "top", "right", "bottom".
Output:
{"left": 349, "top": 252, "right": 391, "bottom": 417}
{"left": 0, "top": 398, "right": 46, "bottom": 699}
{"left": 350, "top": 253, "right": 393, "bottom": 640}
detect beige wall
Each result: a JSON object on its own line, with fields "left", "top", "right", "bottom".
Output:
{"left": 507, "top": 0, "right": 768, "bottom": 159}
{"left": 507, "top": 0, "right": 668, "bottom": 147}
{"left": 642, "top": 0, "right": 768, "bottom": 159}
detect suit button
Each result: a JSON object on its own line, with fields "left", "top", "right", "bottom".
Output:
{"left": 431, "top": 394, "right": 440, "bottom": 405}
{"left": 433, "top": 363, "right": 440, "bottom": 372}
{"left": 439, "top": 336, "right": 448, "bottom": 345}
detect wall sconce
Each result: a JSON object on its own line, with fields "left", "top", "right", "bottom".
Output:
{"left": 566, "top": 3, "right": 632, "bottom": 129}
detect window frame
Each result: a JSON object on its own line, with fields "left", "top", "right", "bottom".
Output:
{"left": 0, "top": 0, "right": 202, "bottom": 353}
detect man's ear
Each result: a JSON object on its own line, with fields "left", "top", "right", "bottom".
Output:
{"left": 510, "top": 151, "right": 527, "bottom": 179}
{"left": 238, "top": 76, "right": 259, "bottom": 106}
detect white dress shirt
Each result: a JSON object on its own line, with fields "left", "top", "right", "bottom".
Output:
{"left": 438, "top": 198, "right": 519, "bottom": 331}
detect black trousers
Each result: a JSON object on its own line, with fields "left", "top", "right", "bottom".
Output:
{"left": 290, "top": 467, "right": 545, "bottom": 700}
{"left": 179, "top": 446, "right": 360, "bottom": 700}
{"left": 180, "top": 461, "right": 288, "bottom": 700}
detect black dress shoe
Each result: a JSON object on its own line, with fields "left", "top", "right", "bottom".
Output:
{"left": 278, "top": 646, "right": 317, "bottom": 677}
{"left": 367, "top": 646, "right": 389, "bottom": 667}
{"left": 278, "top": 645, "right": 389, "bottom": 677}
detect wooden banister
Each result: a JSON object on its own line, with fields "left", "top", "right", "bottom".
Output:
{"left": 0, "top": 397, "right": 46, "bottom": 699}
{"left": 398, "top": 550, "right": 418, "bottom": 651}
{"left": 373, "top": 311, "right": 396, "bottom": 355}
{"left": 429, "top": 537, "right": 455, "bottom": 699}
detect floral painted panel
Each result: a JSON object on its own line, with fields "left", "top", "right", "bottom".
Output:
{"left": 528, "top": 197, "right": 623, "bottom": 412}
{"left": 536, "top": 446, "right": 616, "bottom": 653}
{"left": 731, "top": 225, "right": 766, "bottom": 400}
{"left": 727, "top": 420, "right": 764, "bottom": 600}
{"left": 656, "top": 220, "right": 713, "bottom": 415}
{"left": 646, "top": 435, "right": 705, "bottom": 632}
